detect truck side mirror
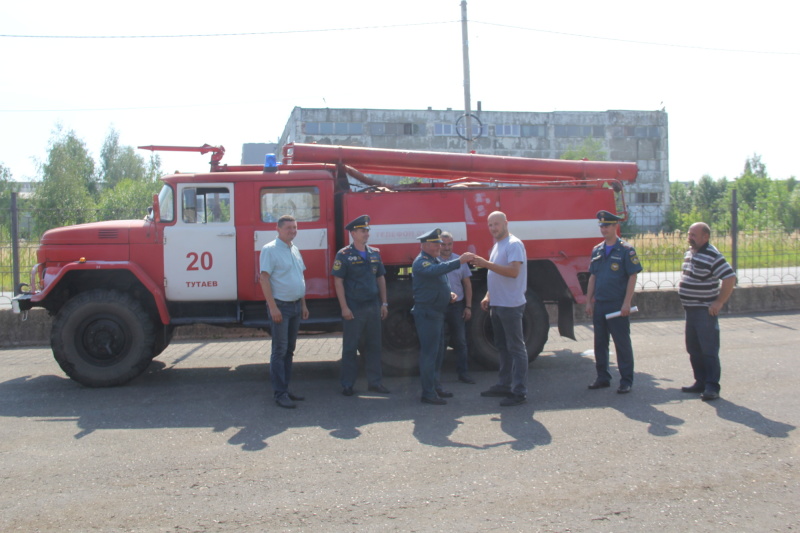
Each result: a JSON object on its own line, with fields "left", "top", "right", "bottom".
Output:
{"left": 152, "top": 194, "right": 161, "bottom": 223}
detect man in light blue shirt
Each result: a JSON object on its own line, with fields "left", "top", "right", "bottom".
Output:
{"left": 259, "top": 215, "right": 309, "bottom": 409}
{"left": 440, "top": 231, "right": 475, "bottom": 384}
{"left": 471, "top": 211, "right": 529, "bottom": 406}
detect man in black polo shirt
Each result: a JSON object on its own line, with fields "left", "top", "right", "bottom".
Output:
{"left": 678, "top": 222, "right": 736, "bottom": 401}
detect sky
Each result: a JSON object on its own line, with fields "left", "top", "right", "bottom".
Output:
{"left": 1, "top": 0, "right": 798, "bottom": 183}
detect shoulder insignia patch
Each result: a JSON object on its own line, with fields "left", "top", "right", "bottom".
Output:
{"left": 333, "top": 259, "right": 342, "bottom": 270}
{"left": 422, "top": 261, "right": 431, "bottom": 268}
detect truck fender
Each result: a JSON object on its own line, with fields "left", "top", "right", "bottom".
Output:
{"left": 33, "top": 260, "right": 171, "bottom": 324}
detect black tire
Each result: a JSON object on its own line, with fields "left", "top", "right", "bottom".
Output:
{"left": 380, "top": 280, "right": 420, "bottom": 376}
{"left": 468, "top": 285, "right": 549, "bottom": 370}
{"left": 51, "top": 289, "right": 157, "bottom": 387}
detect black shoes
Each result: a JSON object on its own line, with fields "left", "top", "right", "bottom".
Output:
{"left": 681, "top": 383, "right": 719, "bottom": 400}
{"left": 701, "top": 390, "right": 720, "bottom": 401}
{"left": 275, "top": 395, "right": 296, "bottom": 409}
{"left": 435, "top": 389, "right": 454, "bottom": 398}
{"left": 480, "top": 388, "right": 512, "bottom": 398}
{"left": 368, "top": 384, "right": 391, "bottom": 394}
{"left": 500, "top": 394, "right": 527, "bottom": 406}
{"left": 421, "top": 396, "right": 447, "bottom": 405}
{"left": 342, "top": 387, "right": 354, "bottom": 397}
{"left": 287, "top": 392, "right": 305, "bottom": 401}
{"left": 588, "top": 380, "right": 611, "bottom": 390}
{"left": 458, "top": 374, "right": 476, "bottom": 384}
{"left": 617, "top": 384, "right": 632, "bottom": 394}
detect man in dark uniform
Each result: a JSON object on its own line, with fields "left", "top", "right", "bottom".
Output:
{"left": 411, "top": 228, "right": 475, "bottom": 405}
{"left": 331, "top": 215, "right": 390, "bottom": 396}
{"left": 585, "top": 210, "right": 643, "bottom": 394}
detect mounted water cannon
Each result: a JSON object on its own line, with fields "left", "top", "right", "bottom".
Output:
{"left": 138, "top": 144, "right": 227, "bottom": 172}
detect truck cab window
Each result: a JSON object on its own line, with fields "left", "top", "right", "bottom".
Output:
{"left": 260, "top": 186, "right": 320, "bottom": 222}
{"left": 182, "top": 187, "right": 231, "bottom": 224}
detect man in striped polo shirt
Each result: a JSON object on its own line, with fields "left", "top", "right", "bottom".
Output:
{"left": 678, "top": 222, "right": 737, "bottom": 401}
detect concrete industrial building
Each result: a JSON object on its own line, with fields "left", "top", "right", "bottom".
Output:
{"left": 243, "top": 106, "right": 670, "bottom": 230}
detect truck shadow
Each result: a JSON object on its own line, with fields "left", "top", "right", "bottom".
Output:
{"left": 0, "top": 347, "right": 794, "bottom": 451}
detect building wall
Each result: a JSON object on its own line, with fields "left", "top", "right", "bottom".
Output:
{"left": 241, "top": 143, "right": 278, "bottom": 165}
{"left": 276, "top": 107, "right": 669, "bottom": 230}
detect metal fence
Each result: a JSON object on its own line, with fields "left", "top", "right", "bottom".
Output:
{"left": 625, "top": 229, "right": 800, "bottom": 290}
{"left": 2, "top": 194, "right": 800, "bottom": 308}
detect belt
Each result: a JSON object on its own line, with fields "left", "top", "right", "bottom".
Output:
{"left": 275, "top": 298, "right": 302, "bottom": 304}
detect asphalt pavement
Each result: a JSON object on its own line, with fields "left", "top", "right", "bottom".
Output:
{"left": 0, "top": 311, "right": 798, "bottom": 532}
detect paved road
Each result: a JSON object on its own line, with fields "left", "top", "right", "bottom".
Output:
{"left": 1, "top": 312, "right": 798, "bottom": 532}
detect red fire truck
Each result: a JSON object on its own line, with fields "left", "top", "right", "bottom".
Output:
{"left": 12, "top": 143, "right": 637, "bottom": 387}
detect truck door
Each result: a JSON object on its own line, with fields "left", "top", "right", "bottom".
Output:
{"left": 163, "top": 183, "right": 237, "bottom": 301}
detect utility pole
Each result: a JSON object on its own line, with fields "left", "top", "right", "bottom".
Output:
{"left": 461, "top": 0, "right": 473, "bottom": 153}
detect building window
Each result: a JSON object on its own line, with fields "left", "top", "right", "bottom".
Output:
{"left": 495, "top": 124, "right": 520, "bottom": 137}
{"left": 636, "top": 192, "right": 661, "bottom": 204}
{"left": 452, "top": 123, "right": 488, "bottom": 138}
{"left": 555, "top": 125, "right": 595, "bottom": 137}
{"left": 521, "top": 125, "right": 545, "bottom": 137}
{"left": 370, "top": 122, "right": 421, "bottom": 135}
{"left": 435, "top": 123, "right": 455, "bottom": 136}
{"left": 305, "top": 122, "right": 362, "bottom": 135}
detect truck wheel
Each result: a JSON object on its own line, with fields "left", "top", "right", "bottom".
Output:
{"left": 51, "top": 289, "right": 157, "bottom": 387}
{"left": 468, "top": 287, "right": 549, "bottom": 370}
{"left": 380, "top": 281, "right": 420, "bottom": 376}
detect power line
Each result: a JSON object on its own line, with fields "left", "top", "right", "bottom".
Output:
{"left": 472, "top": 21, "right": 800, "bottom": 56}
{"left": 2, "top": 18, "right": 796, "bottom": 56}
{"left": 0, "top": 20, "right": 457, "bottom": 39}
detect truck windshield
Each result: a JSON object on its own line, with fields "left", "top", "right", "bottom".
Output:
{"left": 158, "top": 185, "right": 174, "bottom": 222}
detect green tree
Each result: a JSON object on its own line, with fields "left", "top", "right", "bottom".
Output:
{"left": 97, "top": 178, "right": 162, "bottom": 221}
{"left": 560, "top": 138, "right": 607, "bottom": 161}
{"left": 0, "top": 163, "right": 13, "bottom": 219}
{"left": 693, "top": 175, "right": 728, "bottom": 226}
{"left": 145, "top": 153, "right": 163, "bottom": 182}
{"left": 34, "top": 128, "right": 98, "bottom": 232}
{"left": 100, "top": 127, "right": 148, "bottom": 186}
{"left": 664, "top": 181, "right": 695, "bottom": 231}
{"left": 0, "top": 162, "right": 12, "bottom": 198}
{"left": 743, "top": 153, "right": 767, "bottom": 179}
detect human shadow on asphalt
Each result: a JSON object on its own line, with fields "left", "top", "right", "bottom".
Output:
{"left": 535, "top": 349, "right": 687, "bottom": 437}
{"left": 0, "top": 346, "right": 792, "bottom": 451}
{"left": 700, "top": 398, "right": 795, "bottom": 438}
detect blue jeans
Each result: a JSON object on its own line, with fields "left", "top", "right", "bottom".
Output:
{"left": 444, "top": 300, "right": 470, "bottom": 376}
{"left": 268, "top": 299, "right": 302, "bottom": 399}
{"left": 592, "top": 300, "right": 635, "bottom": 387}
{"left": 412, "top": 306, "right": 446, "bottom": 399}
{"left": 490, "top": 304, "right": 528, "bottom": 397}
{"left": 340, "top": 301, "right": 383, "bottom": 388}
{"left": 685, "top": 307, "right": 721, "bottom": 393}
